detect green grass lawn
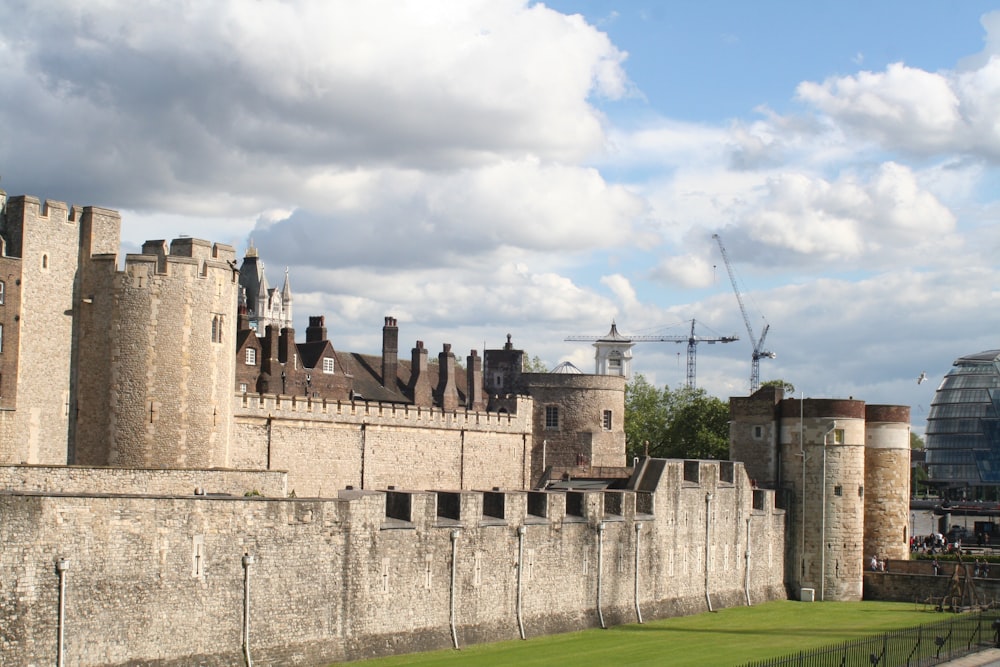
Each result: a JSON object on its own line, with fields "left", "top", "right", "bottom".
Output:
{"left": 335, "top": 601, "right": 951, "bottom": 666}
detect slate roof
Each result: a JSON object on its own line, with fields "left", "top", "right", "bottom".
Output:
{"left": 336, "top": 352, "right": 470, "bottom": 406}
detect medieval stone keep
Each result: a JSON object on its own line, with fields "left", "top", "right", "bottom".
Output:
{"left": 0, "top": 193, "right": 908, "bottom": 666}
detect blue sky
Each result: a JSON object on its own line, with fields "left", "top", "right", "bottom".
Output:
{"left": 2, "top": 0, "right": 1000, "bottom": 433}
{"left": 552, "top": 1, "right": 999, "bottom": 121}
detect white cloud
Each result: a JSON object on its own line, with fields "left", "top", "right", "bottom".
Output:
{"left": 795, "top": 19, "right": 1000, "bottom": 163}
{"left": 0, "top": 0, "right": 629, "bottom": 211}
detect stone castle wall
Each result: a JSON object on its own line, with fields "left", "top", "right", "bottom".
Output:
{"left": 230, "top": 394, "right": 533, "bottom": 496}
{"left": 0, "top": 197, "right": 120, "bottom": 465}
{"left": 0, "top": 459, "right": 785, "bottom": 667}
{"left": 0, "top": 464, "right": 287, "bottom": 497}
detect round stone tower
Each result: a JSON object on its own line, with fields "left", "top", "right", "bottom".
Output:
{"left": 75, "top": 238, "right": 238, "bottom": 468}
{"left": 863, "top": 404, "right": 911, "bottom": 561}
{"left": 780, "top": 398, "right": 866, "bottom": 601}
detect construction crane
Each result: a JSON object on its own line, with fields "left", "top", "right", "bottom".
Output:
{"left": 565, "top": 319, "right": 738, "bottom": 388}
{"left": 713, "top": 233, "right": 775, "bottom": 393}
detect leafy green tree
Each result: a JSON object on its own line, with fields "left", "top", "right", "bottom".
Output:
{"left": 660, "top": 387, "right": 729, "bottom": 460}
{"left": 910, "top": 432, "right": 925, "bottom": 449}
{"left": 624, "top": 374, "right": 668, "bottom": 457}
{"left": 523, "top": 355, "right": 548, "bottom": 372}
{"left": 760, "top": 379, "right": 795, "bottom": 394}
{"left": 624, "top": 375, "right": 730, "bottom": 460}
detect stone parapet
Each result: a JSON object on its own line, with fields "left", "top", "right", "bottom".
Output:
{"left": 0, "top": 458, "right": 785, "bottom": 666}
{"left": 0, "top": 464, "right": 287, "bottom": 497}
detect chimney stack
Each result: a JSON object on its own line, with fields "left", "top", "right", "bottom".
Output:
{"left": 437, "top": 344, "right": 459, "bottom": 411}
{"left": 409, "top": 341, "right": 433, "bottom": 406}
{"left": 467, "top": 349, "right": 485, "bottom": 411}
{"left": 381, "top": 316, "right": 399, "bottom": 391}
{"left": 306, "top": 315, "right": 327, "bottom": 343}
{"left": 279, "top": 326, "right": 296, "bottom": 365}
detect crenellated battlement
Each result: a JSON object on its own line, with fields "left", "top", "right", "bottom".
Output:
{"left": 2, "top": 195, "right": 120, "bottom": 226}
{"left": 235, "top": 391, "right": 532, "bottom": 432}
{"left": 113, "top": 237, "right": 237, "bottom": 280}
{"left": 0, "top": 196, "right": 122, "bottom": 262}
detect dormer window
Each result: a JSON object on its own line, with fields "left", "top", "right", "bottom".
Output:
{"left": 245, "top": 348, "right": 256, "bottom": 365}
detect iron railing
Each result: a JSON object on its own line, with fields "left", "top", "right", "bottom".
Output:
{"left": 741, "top": 611, "right": 999, "bottom": 667}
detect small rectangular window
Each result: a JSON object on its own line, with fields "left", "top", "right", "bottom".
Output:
{"left": 602, "top": 409, "right": 612, "bottom": 430}
{"left": 834, "top": 485, "right": 843, "bottom": 497}
{"left": 545, "top": 406, "right": 559, "bottom": 429}
{"left": 833, "top": 429, "right": 845, "bottom": 444}
{"left": 245, "top": 348, "right": 256, "bottom": 365}
{"left": 0, "top": 281, "right": 6, "bottom": 305}
{"left": 192, "top": 535, "right": 205, "bottom": 578}
{"left": 211, "top": 315, "right": 224, "bottom": 344}
{"left": 322, "top": 357, "right": 335, "bottom": 374}
{"left": 753, "top": 425, "right": 763, "bottom": 439}
{"left": 239, "top": 383, "right": 248, "bottom": 393}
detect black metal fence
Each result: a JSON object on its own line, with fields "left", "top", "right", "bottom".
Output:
{"left": 741, "top": 611, "right": 1000, "bottom": 667}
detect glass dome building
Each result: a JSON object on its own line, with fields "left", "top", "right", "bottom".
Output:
{"left": 925, "top": 350, "right": 1000, "bottom": 489}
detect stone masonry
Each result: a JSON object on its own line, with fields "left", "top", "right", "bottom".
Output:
{"left": 0, "top": 459, "right": 785, "bottom": 666}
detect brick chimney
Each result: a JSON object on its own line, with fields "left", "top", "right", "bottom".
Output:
{"left": 263, "top": 325, "right": 280, "bottom": 375}
{"left": 237, "top": 295, "right": 250, "bottom": 332}
{"left": 306, "top": 315, "right": 326, "bottom": 343}
{"left": 409, "top": 341, "right": 433, "bottom": 406}
{"left": 466, "top": 350, "right": 485, "bottom": 411}
{"left": 437, "top": 344, "right": 459, "bottom": 411}
{"left": 381, "top": 316, "right": 398, "bottom": 390}
{"left": 279, "top": 327, "right": 296, "bottom": 365}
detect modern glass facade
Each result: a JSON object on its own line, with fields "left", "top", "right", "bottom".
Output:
{"left": 925, "top": 350, "right": 1000, "bottom": 487}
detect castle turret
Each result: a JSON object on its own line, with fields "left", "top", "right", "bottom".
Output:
{"left": 729, "top": 385, "right": 783, "bottom": 487}
{"left": 864, "top": 405, "right": 911, "bottom": 562}
{"left": 780, "top": 398, "right": 866, "bottom": 602}
{"left": 484, "top": 334, "right": 523, "bottom": 396}
{"left": 75, "top": 237, "right": 237, "bottom": 468}
{"left": 281, "top": 267, "right": 293, "bottom": 325}
{"left": 0, "top": 196, "right": 120, "bottom": 465}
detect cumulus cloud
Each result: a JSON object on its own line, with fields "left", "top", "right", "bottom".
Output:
{"left": 0, "top": 0, "right": 629, "bottom": 211}
{"left": 249, "top": 159, "right": 647, "bottom": 270}
{"left": 795, "top": 18, "right": 1000, "bottom": 162}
